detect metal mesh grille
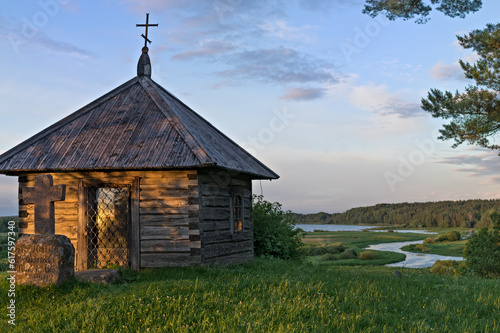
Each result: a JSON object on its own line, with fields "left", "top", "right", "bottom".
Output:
{"left": 87, "top": 185, "right": 130, "bottom": 269}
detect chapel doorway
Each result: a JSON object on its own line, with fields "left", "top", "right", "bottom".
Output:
{"left": 86, "top": 185, "right": 131, "bottom": 269}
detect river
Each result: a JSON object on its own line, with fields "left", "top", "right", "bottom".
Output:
{"left": 297, "top": 224, "right": 463, "bottom": 268}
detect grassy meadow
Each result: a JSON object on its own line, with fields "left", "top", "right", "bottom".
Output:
{"left": 302, "top": 230, "right": 430, "bottom": 248}
{"left": 3, "top": 228, "right": 498, "bottom": 332}
{"left": 1, "top": 258, "right": 500, "bottom": 332}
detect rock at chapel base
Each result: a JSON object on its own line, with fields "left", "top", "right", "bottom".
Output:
{"left": 15, "top": 234, "right": 75, "bottom": 287}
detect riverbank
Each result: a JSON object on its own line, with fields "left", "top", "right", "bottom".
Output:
{"left": 302, "top": 229, "right": 465, "bottom": 267}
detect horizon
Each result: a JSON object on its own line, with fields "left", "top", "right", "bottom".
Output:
{"left": 2, "top": 1, "right": 500, "bottom": 216}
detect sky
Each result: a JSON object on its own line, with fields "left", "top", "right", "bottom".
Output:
{"left": 1, "top": 0, "right": 500, "bottom": 216}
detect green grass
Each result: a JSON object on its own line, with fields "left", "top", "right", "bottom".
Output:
{"left": 402, "top": 240, "right": 467, "bottom": 257}
{"left": 303, "top": 230, "right": 429, "bottom": 248}
{"left": 308, "top": 250, "right": 406, "bottom": 266}
{"left": 1, "top": 258, "right": 499, "bottom": 332}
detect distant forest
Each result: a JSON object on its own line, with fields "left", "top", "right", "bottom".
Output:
{"left": 292, "top": 199, "right": 500, "bottom": 229}
{"left": 0, "top": 216, "right": 17, "bottom": 233}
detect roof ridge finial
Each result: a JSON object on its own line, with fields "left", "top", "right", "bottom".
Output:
{"left": 136, "top": 13, "right": 158, "bottom": 77}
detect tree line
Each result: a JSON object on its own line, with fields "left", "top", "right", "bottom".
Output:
{"left": 292, "top": 199, "right": 500, "bottom": 229}
{"left": 0, "top": 216, "right": 18, "bottom": 233}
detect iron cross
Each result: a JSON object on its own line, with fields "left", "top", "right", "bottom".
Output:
{"left": 136, "top": 13, "right": 158, "bottom": 48}
{"left": 21, "top": 174, "right": 66, "bottom": 235}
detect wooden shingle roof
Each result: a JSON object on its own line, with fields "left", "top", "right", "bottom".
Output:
{"left": 0, "top": 76, "right": 279, "bottom": 179}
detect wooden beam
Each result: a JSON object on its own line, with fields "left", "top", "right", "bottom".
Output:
{"left": 77, "top": 179, "right": 86, "bottom": 271}
{"left": 130, "top": 176, "right": 140, "bottom": 271}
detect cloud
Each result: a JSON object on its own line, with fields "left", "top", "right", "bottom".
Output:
{"left": 349, "top": 84, "right": 424, "bottom": 118}
{"left": 258, "top": 20, "right": 316, "bottom": 43}
{"left": 216, "top": 46, "right": 339, "bottom": 85}
{"left": 35, "top": 32, "right": 95, "bottom": 58}
{"left": 430, "top": 61, "right": 466, "bottom": 81}
{"left": 280, "top": 87, "right": 325, "bottom": 101}
{"left": 0, "top": 16, "right": 95, "bottom": 59}
{"left": 171, "top": 40, "right": 236, "bottom": 60}
{"left": 438, "top": 148, "right": 500, "bottom": 182}
{"left": 376, "top": 100, "right": 423, "bottom": 118}
{"left": 130, "top": 2, "right": 339, "bottom": 96}
{"left": 298, "top": 0, "right": 364, "bottom": 11}
{"left": 123, "top": 0, "right": 199, "bottom": 13}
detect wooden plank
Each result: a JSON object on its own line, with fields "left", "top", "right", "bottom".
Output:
{"left": 199, "top": 207, "right": 230, "bottom": 220}
{"left": 140, "top": 176, "right": 197, "bottom": 185}
{"left": 140, "top": 214, "right": 190, "bottom": 224}
{"left": 141, "top": 217, "right": 198, "bottom": 227}
{"left": 81, "top": 177, "right": 136, "bottom": 186}
{"left": 54, "top": 226, "right": 78, "bottom": 238}
{"left": 140, "top": 234, "right": 190, "bottom": 241}
{"left": 130, "top": 177, "right": 140, "bottom": 271}
{"left": 140, "top": 226, "right": 190, "bottom": 235}
{"left": 139, "top": 188, "right": 194, "bottom": 200}
{"left": 203, "top": 240, "right": 253, "bottom": 255}
{"left": 140, "top": 199, "right": 189, "bottom": 209}
{"left": 189, "top": 241, "right": 201, "bottom": 249}
{"left": 77, "top": 179, "right": 86, "bottom": 271}
{"left": 201, "top": 196, "right": 229, "bottom": 207}
{"left": 140, "top": 178, "right": 197, "bottom": 186}
{"left": 201, "top": 231, "right": 253, "bottom": 244}
{"left": 139, "top": 205, "right": 198, "bottom": 215}
{"left": 141, "top": 253, "right": 200, "bottom": 267}
{"left": 198, "top": 184, "right": 230, "bottom": 196}
{"left": 141, "top": 239, "right": 190, "bottom": 252}
{"left": 200, "top": 220, "right": 231, "bottom": 232}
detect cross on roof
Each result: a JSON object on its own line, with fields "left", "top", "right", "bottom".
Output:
{"left": 22, "top": 174, "right": 66, "bottom": 235}
{"left": 136, "top": 13, "right": 159, "bottom": 48}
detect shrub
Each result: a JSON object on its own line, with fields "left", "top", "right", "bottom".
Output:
{"left": 303, "top": 243, "right": 346, "bottom": 256}
{"left": 415, "top": 244, "right": 429, "bottom": 251}
{"left": 423, "top": 237, "right": 435, "bottom": 244}
{"left": 403, "top": 243, "right": 430, "bottom": 252}
{"left": 252, "top": 195, "right": 303, "bottom": 260}
{"left": 359, "top": 251, "right": 376, "bottom": 260}
{"left": 434, "top": 234, "right": 449, "bottom": 242}
{"left": 430, "top": 260, "right": 463, "bottom": 276}
{"left": 445, "top": 230, "right": 461, "bottom": 241}
{"left": 319, "top": 253, "right": 337, "bottom": 261}
{"left": 464, "top": 227, "right": 500, "bottom": 277}
{"left": 340, "top": 248, "right": 357, "bottom": 260}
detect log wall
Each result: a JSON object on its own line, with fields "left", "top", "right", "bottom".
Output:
{"left": 198, "top": 169, "right": 253, "bottom": 264}
{"left": 18, "top": 170, "right": 201, "bottom": 269}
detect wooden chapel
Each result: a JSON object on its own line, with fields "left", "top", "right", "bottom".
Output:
{"left": 0, "top": 15, "right": 279, "bottom": 271}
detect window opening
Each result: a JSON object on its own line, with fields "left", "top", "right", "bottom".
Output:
{"left": 233, "top": 194, "right": 243, "bottom": 232}
{"left": 87, "top": 185, "right": 131, "bottom": 269}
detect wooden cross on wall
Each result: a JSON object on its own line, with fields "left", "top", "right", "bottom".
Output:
{"left": 21, "top": 174, "right": 66, "bottom": 235}
{"left": 136, "top": 13, "right": 158, "bottom": 48}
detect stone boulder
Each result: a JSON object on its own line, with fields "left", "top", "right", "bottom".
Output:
{"left": 15, "top": 234, "right": 75, "bottom": 287}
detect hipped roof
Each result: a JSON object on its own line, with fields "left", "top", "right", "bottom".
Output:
{"left": 0, "top": 76, "right": 278, "bottom": 179}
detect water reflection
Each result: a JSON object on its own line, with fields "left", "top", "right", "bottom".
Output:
{"left": 366, "top": 240, "right": 463, "bottom": 268}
